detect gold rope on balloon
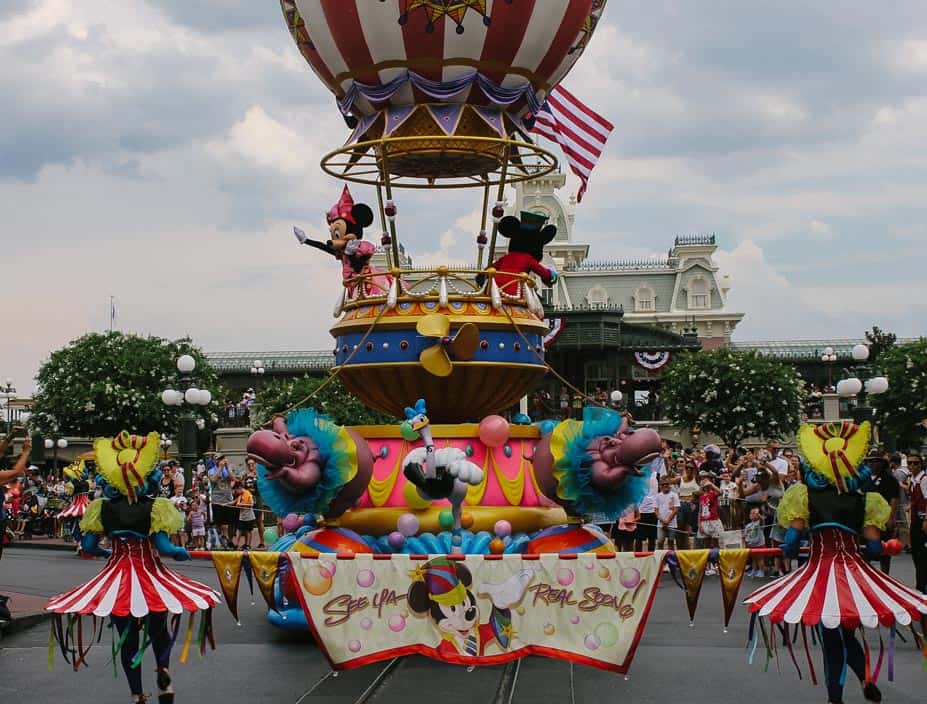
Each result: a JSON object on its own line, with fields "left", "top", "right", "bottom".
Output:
{"left": 260, "top": 304, "right": 390, "bottom": 427}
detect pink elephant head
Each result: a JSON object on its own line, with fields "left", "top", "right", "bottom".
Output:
{"left": 532, "top": 413, "right": 663, "bottom": 517}
{"left": 245, "top": 412, "right": 373, "bottom": 519}
{"left": 247, "top": 416, "right": 322, "bottom": 494}
{"left": 584, "top": 418, "right": 662, "bottom": 491}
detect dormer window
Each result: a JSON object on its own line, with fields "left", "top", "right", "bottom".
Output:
{"left": 585, "top": 285, "right": 609, "bottom": 306}
{"left": 634, "top": 285, "right": 655, "bottom": 312}
{"left": 688, "top": 276, "right": 710, "bottom": 309}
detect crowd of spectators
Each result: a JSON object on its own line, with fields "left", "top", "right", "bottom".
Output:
{"left": 606, "top": 438, "right": 926, "bottom": 585}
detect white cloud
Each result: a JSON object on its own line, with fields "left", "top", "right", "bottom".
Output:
{"left": 808, "top": 220, "right": 833, "bottom": 239}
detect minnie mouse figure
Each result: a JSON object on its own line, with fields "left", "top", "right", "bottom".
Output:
{"left": 407, "top": 557, "right": 532, "bottom": 659}
{"left": 294, "top": 185, "right": 392, "bottom": 297}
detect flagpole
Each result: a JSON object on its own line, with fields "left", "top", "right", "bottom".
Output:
{"left": 109, "top": 295, "right": 114, "bottom": 333}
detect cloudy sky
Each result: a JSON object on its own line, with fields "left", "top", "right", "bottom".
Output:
{"left": 4, "top": 1, "right": 926, "bottom": 394}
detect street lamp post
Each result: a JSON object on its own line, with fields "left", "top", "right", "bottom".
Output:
{"left": 836, "top": 344, "right": 889, "bottom": 432}
{"left": 161, "top": 355, "right": 212, "bottom": 494}
{"left": 43, "top": 435, "right": 68, "bottom": 477}
{"left": 820, "top": 346, "right": 837, "bottom": 390}
{"left": 0, "top": 378, "right": 16, "bottom": 431}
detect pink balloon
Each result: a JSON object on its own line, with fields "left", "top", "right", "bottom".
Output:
{"left": 479, "top": 415, "right": 510, "bottom": 448}
{"left": 283, "top": 513, "right": 300, "bottom": 533}
{"left": 493, "top": 520, "right": 512, "bottom": 538}
{"left": 397, "top": 513, "right": 420, "bottom": 537}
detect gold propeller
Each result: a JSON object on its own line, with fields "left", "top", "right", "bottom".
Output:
{"left": 416, "top": 313, "right": 479, "bottom": 377}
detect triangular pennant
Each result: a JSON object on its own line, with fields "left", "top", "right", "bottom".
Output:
{"left": 425, "top": 104, "right": 464, "bottom": 136}
{"left": 472, "top": 106, "right": 505, "bottom": 137}
{"left": 675, "top": 549, "right": 710, "bottom": 624}
{"left": 346, "top": 112, "right": 380, "bottom": 145}
{"left": 718, "top": 549, "right": 750, "bottom": 629}
{"left": 248, "top": 552, "right": 282, "bottom": 613}
{"left": 211, "top": 552, "right": 244, "bottom": 623}
{"left": 385, "top": 105, "right": 417, "bottom": 135}
{"left": 241, "top": 552, "right": 255, "bottom": 605}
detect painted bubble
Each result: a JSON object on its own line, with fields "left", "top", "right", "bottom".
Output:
{"left": 618, "top": 566, "right": 640, "bottom": 589}
{"left": 543, "top": 623, "right": 555, "bottom": 636}
{"left": 359, "top": 617, "right": 373, "bottom": 631}
{"left": 301, "top": 565, "right": 333, "bottom": 596}
{"left": 584, "top": 634, "right": 601, "bottom": 651}
{"left": 516, "top": 607, "right": 526, "bottom": 616}
{"left": 388, "top": 614, "right": 406, "bottom": 632}
{"left": 318, "top": 561, "right": 336, "bottom": 579}
{"left": 570, "top": 615, "right": 581, "bottom": 625}
{"left": 594, "top": 622, "right": 619, "bottom": 648}
{"left": 598, "top": 566, "right": 611, "bottom": 580}
{"left": 356, "top": 569, "right": 376, "bottom": 588}
{"left": 348, "top": 640, "right": 362, "bottom": 653}
{"left": 556, "top": 567, "right": 574, "bottom": 586}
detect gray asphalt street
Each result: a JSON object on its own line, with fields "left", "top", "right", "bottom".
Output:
{"left": 1, "top": 548, "right": 924, "bottom": 703}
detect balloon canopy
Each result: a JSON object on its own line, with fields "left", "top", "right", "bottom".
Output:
{"left": 281, "top": 1, "right": 608, "bottom": 186}
{"left": 281, "top": 0, "right": 606, "bottom": 120}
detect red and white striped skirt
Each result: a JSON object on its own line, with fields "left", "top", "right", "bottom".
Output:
{"left": 744, "top": 527, "right": 927, "bottom": 629}
{"left": 58, "top": 493, "right": 91, "bottom": 518}
{"left": 46, "top": 537, "right": 220, "bottom": 618}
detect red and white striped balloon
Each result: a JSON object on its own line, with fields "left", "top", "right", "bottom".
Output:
{"left": 280, "top": 0, "right": 607, "bottom": 117}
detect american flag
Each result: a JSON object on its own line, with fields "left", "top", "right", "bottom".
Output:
{"left": 528, "top": 86, "right": 614, "bottom": 202}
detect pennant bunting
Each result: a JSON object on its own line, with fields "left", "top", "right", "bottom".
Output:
{"left": 211, "top": 552, "right": 244, "bottom": 623}
{"left": 675, "top": 549, "right": 710, "bottom": 624}
{"left": 248, "top": 552, "right": 283, "bottom": 613}
{"left": 718, "top": 549, "right": 750, "bottom": 630}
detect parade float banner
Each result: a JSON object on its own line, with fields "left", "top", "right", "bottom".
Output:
{"left": 287, "top": 552, "right": 666, "bottom": 673}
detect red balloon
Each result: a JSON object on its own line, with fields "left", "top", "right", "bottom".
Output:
{"left": 883, "top": 539, "right": 903, "bottom": 556}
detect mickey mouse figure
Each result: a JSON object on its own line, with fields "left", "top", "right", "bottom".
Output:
{"left": 294, "top": 185, "right": 392, "bottom": 297}
{"left": 407, "top": 557, "right": 533, "bottom": 659}
{"left": 482, "top": 211, "right": 558, "bottom": 295}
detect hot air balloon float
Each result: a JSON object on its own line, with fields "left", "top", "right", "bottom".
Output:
{"left": 250, "top": 1, "right": 664, "bottom": 643}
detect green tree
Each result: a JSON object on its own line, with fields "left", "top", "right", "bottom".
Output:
{"left": 660, "top": 348, "right": 804, "bottom": 449}
{"left": 250, "top": 374, "right": 397, "bottom": 428}
{"left": 865, "top": 325, "right": 897, "bottom": 363}
{"left": 29, "top": 332, "right": 218, "bottom": 437}
{"left": 870, "top": 338, "right": 927, "bottom": 450}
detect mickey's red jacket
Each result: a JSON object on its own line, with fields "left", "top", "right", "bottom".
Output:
{"left": 490, "top": 252, "right": 555, "bottom": 294}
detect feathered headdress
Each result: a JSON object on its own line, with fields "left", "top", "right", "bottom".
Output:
{"left": 796, "top": 420, "right": 871, "bottom": 493}
{"left": 93, "top": 431, "right": 161, "bottom": 503}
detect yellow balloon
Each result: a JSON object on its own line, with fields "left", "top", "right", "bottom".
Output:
{"left": 403, "top": 481, "right": 432, "bottom": 510}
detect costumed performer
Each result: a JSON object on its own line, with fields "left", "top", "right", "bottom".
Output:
{"left": 46, "top": 431, "right": 221, "bottom": 704}
{"left": 744, "top": 421, "right": 927, "bottom": 704}
{"left": 59, "top": 459, "right": 93, "bottom": 544}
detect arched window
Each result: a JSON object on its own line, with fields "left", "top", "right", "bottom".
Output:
{"left": 634, "top": 285, "right": 655, "bottom": 312}
{"left": 688, "top": 276, "right": 710, "bottom": 309}
{"left": 585, "top": 285, "right": 609, "bottom": 306}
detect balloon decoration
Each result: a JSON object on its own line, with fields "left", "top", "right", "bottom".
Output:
{"left": 478, "top": 415, "right": 510, "bottom": 448}
{"left": 262, "top": 527, "right": 279, "bottom": 546}
{"left": 397, "top": 513, "right": 420, "bottom": 537}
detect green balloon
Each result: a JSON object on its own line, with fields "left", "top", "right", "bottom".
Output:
{"left": 438, "top": 510, "right": 455, "bottom": 530}
{"left": 263, "top": 528, "right": 279, "bottom": 546}
{"left": 594, "top": 622, "right": 619, "bottom": 648}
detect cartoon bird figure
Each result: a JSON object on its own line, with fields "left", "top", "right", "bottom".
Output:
{"left": 400, "top": 400, "right": 483, "bottom": 553}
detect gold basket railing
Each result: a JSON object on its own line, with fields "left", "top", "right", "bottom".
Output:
{"left": 332, "top": 266, "right": 547, "bottom": 320}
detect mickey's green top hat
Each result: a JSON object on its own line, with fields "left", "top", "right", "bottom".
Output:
{"left": 519, "top": 210, "right": 549, "bottom": 231}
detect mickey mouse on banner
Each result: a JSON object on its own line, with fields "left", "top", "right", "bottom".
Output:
{"left": 407, "top": 557, "right": 533, "bottom": 658}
